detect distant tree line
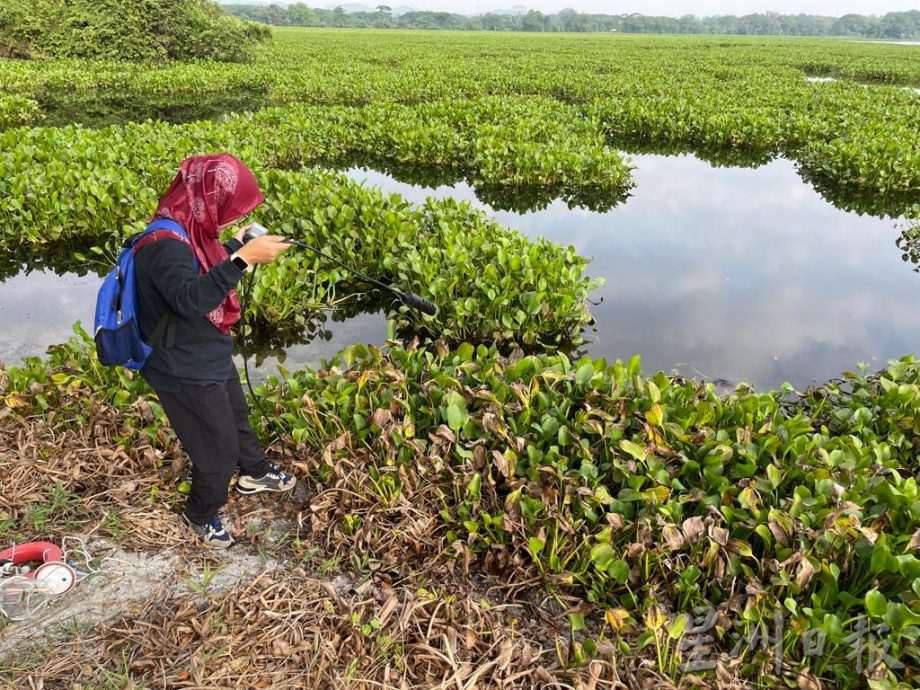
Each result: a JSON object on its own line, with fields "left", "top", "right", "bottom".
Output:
{"left": 221, "top": 5, "right": 920, "bottom": 39}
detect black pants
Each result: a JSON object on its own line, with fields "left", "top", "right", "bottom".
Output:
{"left": 155, "top": 371, "right": 270, "bottom": 524}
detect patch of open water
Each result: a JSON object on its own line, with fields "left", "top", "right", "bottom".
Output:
{"left": 804, "top": 75, "right": 920, "bottom": 95}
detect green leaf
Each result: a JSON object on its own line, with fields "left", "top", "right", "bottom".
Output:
{"left": 446, "top": 402, "right": 469, "bottom": 432}
{"left": 865, "top": 589, "right": 887, "bottom": 617}
{"left": 456, "top": 342, "right": 474, "bottom": 361}
{"left": 870, "top": 544, "right": 895, "bottom": 575}
{"left": 569, "top": 612, "right": 585, "bottom": 632}
{"left": 529, "top": 537, "right": 545, "bottom": 557}
{"left": 619, "top": 439, "right": 647, "bottom": 460}
{"left": 608, "top": 559, "right": 629, "bottom": 584}
{"left": 575, "top": 362, "right": 594, "bottom": 387}
{"left": 466, "top": 473, "right": 481, "bottom": 501}
{"left": 666, "top": 614, "right": 686, "bottom": 639}
{"left": 636, "top": 631, "right": 656, "bottom": 648}
{"left": 591, "top": 543, "right": 615, "bottom": 568}
{"left": 626, "top": 354, "right": 641, "bottom": 379}
{"left": 884, "top": 603, "right": 920, "bottom": 631}
{"left": 558, "top": 425, "right": 572, "bottom": 446}
{"left": 766, "top": 463, "right": 781, "bottom": 489}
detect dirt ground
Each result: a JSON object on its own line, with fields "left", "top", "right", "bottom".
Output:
{"left": 1, "top": 539, "right": 277, "bottom": 659}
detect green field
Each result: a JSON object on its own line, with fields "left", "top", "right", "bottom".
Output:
{"left": 2, "top": 29, "right": 919, "bottom": 689}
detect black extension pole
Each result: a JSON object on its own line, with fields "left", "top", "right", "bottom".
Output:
{"left": 237, "top": 222, "right": 438, "bottom": 427}
{"left": 243, "top": 223, "right": 438, "bottom": 317}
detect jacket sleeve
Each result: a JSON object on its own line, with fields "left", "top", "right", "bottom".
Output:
{"left": 135, "top": 238, "right": 244, "bottom": 319}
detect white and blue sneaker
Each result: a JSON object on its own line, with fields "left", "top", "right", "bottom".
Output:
{"left": 236, "top": 465, "right": 296, "bottom": 495}
{"left": 181, "top": 513, "right": 235, "bottom": 549}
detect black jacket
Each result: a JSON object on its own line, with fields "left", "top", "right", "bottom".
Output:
{"left": 134, "top": 236, "right": 245, "bottom": 392}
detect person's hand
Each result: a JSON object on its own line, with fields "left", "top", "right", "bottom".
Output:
{"left": 236, "top": 235, "right": 291, "bottom": 265}
{"left": 233, "top": 223, "right": 253, "bottom": 244}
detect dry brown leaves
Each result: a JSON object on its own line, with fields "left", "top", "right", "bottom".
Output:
{"left": 6, "top": 567, "right": 637, "bottom": 690}
{"left": 0, "top": 399, "right": 186, "bottom": 549}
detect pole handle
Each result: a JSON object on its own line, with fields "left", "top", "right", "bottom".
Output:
{"left": 399, "top": 291, "right": 438, "bottom": 317}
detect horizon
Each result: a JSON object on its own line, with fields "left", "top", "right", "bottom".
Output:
{"left": 217, "top": 1, "right": 920, "bottom": 20}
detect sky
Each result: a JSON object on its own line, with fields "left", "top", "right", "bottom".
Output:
{"left": 331, "top": 2, "right": 919, "bottom": 17}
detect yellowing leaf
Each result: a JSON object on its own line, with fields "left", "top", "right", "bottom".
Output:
{"left": 605, "top": 608, "right": 632, "bottom": 632}
{"left": 727, "top": 539, "right": 753, "bottom": 558}
{"left": 619, "top": 439, "right": 647, "bottom": 460}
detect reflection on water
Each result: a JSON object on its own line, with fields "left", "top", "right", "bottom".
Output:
{"left": 234, "top": 292, "right": 392, "bottom": 380}
{"left": 1, "top": 153, "right": 916, "bottom": 391}
{"left": 896, "top": 222, "right": 920, "bottom": 274}
{"left": 234, "top": 311, "right": 388, "bottom": 383}
{"left": 343, "top": 154, "right": 918, "bottom": 390}
{"left": 804, "top": 75, "right": 920, "bottom": 99}
{"left": 309, "top": 154, "right": 631, "bottom": 214}
{"left": 0, "top": 269, "right": 99, "bottom": 365}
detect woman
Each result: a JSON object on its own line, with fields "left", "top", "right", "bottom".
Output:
{"left": 134, "top": 153, "right": 294, "bottom": 548}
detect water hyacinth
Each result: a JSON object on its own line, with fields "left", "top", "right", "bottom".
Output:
{"left": 2, "top": 31, "right": 918, "bottom": 213}
{"left": 247, "top": 168, "right": 601, "bottom": 348}
{"left": 2, "top": 330, "right": 918, "bottom": 686}
{"left": 0, "top": 93, "right": 42, "bottom": 130}
{"left": 252, "top": 343, "right": 920, "bottom": 686}
{"left": 3, "top": 28, "right": 920, "bottom": 688}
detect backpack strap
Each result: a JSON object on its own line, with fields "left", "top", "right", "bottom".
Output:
{"left": 147, "top": 217, "right": 189, "bottom": 236}
{"left": 134, "top": 230, "right": 193, "bottom": 255}
{"left": 133, "top": 219, "right": 197, "bottom": 350}
{"left": 134, "top": 219, "right": 198, "bottom": 269}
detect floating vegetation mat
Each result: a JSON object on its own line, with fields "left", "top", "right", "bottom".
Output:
{"left": 2, "top": 31, "right": 919, "bottom": 218}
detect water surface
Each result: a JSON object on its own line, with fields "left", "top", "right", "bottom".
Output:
{"left": 0, "top": 268, "right": 382, "bottom": 378}
{"left": 342, "top": 154, "right": 917, "bottom": 390}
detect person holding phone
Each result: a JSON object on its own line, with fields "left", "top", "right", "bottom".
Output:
{"left": 134, "top": 153, "right": 294, "bottom": 548}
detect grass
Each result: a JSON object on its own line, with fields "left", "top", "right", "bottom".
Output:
{"left": 183, "top": 560, "right": 224, "bottom": 596}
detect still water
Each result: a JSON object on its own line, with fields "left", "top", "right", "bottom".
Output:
{"left": 1, "top": 153, "right": 916, "bottom": 391}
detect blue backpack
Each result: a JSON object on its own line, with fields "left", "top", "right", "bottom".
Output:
{"left": 94, "top": 219, "right": 198, "bottom": 369}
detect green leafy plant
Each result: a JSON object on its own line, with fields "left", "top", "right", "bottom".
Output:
{"left": 0, "top": 0, "right": 269, "bottom": 62}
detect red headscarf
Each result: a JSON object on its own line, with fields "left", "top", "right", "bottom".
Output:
{"left": 152, "top": 154, "right": 264, "bottom": 334}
